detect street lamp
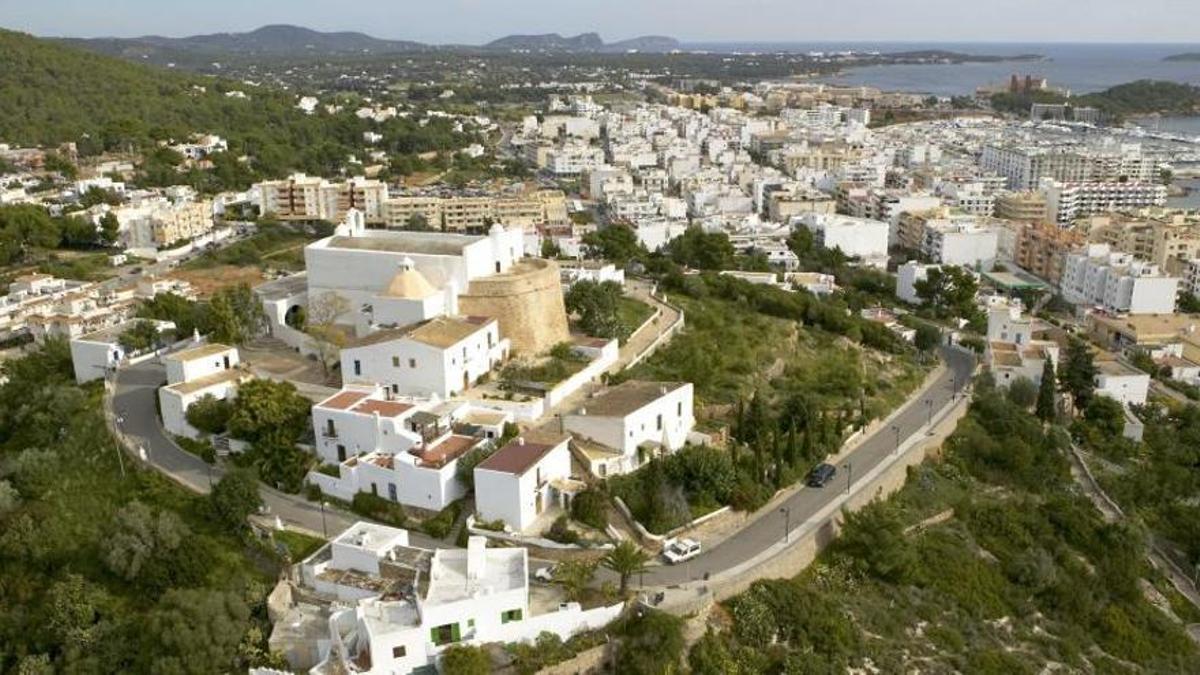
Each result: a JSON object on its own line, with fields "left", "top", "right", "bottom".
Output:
{"left": 320, "top": 501, "right": 329, "bottom": 538}
{"left": 892, "top": 424, "right": 901, "bottom": 455}
{"left": 780, "top": 506, "right": 791, "bottom": 543}
{"left": 842, "top": 461, "right": 852, "bottom": 495}
{"left": 926, "top": 398, "right": 934, "bottom": 427}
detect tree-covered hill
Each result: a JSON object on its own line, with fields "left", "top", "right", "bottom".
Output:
{"left": 0, "top": 28, "right": 477, "bottom": 183}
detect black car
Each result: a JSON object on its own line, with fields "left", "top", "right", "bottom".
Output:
{"left": 807, "top": 463, "right": 837, "bottom": 488}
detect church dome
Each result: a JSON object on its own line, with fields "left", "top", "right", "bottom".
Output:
{"left": 383, "top": 258, "right": 436, "bottom": 299}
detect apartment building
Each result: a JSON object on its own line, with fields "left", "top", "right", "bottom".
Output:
{"left": 797, "top": 212, "right": 890, "bottom": 268}
{"left": 382, "top": 191, "right": 568, "bottom": 232}
{"left": 1040, "top": 179, "right": 1167, "bottom": 225}
{"left": 920, "top": 219, "right": 999, "bottom": 270}
{"left": 1061, "top": 244, "right": 1179, "bottom": 315}
{"left": 994, "top": 190, "right": 1049, "bottom": 222}
{"left": 1002, "top": 221, "right": 1086, "bottom": 284}
{"left": 257, "top": 174, "right": 388, "bottom": 223}
{"left": 980, "top": 144, "right": 1158, "bottom": 190}
{"left": 1081, "top": 214, "right": 1200, "bottom": 272}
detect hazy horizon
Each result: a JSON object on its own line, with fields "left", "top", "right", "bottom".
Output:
{"left": 4, "top": 0, "right": 1200, "bottom": 45}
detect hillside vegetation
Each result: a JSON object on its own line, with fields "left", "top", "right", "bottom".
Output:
{"left": 992, "top": 80, "right": 1200, "bottom": 120}
{"left": 0, "top": 29, "right": 474, "bottom": 181}
{"left": 690, "top": 387, "right": 1200, "bottom": 674}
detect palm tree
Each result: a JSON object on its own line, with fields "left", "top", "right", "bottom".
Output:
{"left": 601, "top": 541, "right": 650, "bottom": 595}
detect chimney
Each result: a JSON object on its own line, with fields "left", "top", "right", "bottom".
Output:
{"left": 466, "top": 536, "right": 487, "bottom": 584}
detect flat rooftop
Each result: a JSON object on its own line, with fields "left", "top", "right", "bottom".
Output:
{"left": 253, "top": 273, "right": 309, "bottom": 301}
{"left": 348, "top": 316, "right": 492, "bottom": 350}
{"left": 573, "top": 380, "right": 688, "bottom": 418}
{"left": 325, "top": 231, "right": 483, "bottom": 257}
{"left": 1092, "top": 314, "right": 1200, "bottom": 341}
{"left": 412, "top": 434, "right": 479, "bottom": 469}
{"left": 165, "top": 343, "right": 234, "bottom": 363}
{"left": 425, "top": 547, "right": 525, "bottom": 606}
{"left": 163, "top": 367, "right": 248, "bottom": 395}
{"left": 1097, "top": 360, "right": 1147, "bottom": 378}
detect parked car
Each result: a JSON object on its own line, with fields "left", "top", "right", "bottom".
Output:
{"left": 662, "top": 538, "right": 702, "bottom": 565}
{"left": 534, "top": 565, "right": 556, "bottom": 582}
{"left": 807, "top": 462, "right": 838, "bottom": 488}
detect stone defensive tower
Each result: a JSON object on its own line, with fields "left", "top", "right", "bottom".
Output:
{"left": 458, "top": 258, "right": 570, "bottom": 355}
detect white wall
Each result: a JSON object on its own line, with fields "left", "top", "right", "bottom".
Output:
{"left": 475, "top": 441, "right": 571, "bottom": 531}
{"left": 71, "top": 339, "right": 123, "bottom": 383}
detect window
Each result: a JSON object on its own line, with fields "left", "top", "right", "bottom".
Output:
{"left": 326, "top": 419, "right": 336, "bottom": 437}
{"left": 677, "top": 401, "right": 682, "bottom": 416}
{"left": 353, "top": 360, "right": 361, "bottom": 376}
{"left": 501, "top": 609, "right": 523, "bottom": 624}
{"left": 392, "top": 645, "right": 406, "bottom": 658}
{"left": 392, "top": 356, "right": 400, "bottom": 367}
{"left": 409, "top": 358, "right": 416, "bottom": 368}
{"left": 656, "top": 414, "right": 662, "bottom": 431}
{"left": 336, "top": 444, "right": 346, "bottom": 461}
{"left": 430, "top": 623, "right": 460, "bottom": 646}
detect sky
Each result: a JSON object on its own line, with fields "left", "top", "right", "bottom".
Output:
{"left": 2, "top": 0, "right": 1200, "bottom": 44}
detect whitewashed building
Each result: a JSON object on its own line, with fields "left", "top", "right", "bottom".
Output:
{"left": 473, "top": 433, "right": 574, "bottom": 532}
{"left": 563, "top": 380, "right": 695, "bottom": 478}
{"left": 340, "top": 316, "right": 508, "bottom": 399}
{"left": 285, "top": 523, "right": 623, "bottom": 675}
{"left": 158, "top": 343, "right": 250, "bottom": 439}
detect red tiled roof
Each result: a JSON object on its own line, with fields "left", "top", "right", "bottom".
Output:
{"left": 412, "top": 434, "right": 479, "bottom": 468}
{"left": 354, "top": 400, "right": 415, "bottom": 417}
{"left": 320, "top": 390, "right": 372, "bottom": 410}
{"left": 476, "top": 434, "right": 568, "bottom": 476}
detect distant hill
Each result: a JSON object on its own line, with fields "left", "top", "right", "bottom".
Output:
{"left": 59, "top": 24, "right": 428, "bottom": 63}
{"left": 1164, "top": 53, "right": 1200, "bottom": 62}
{"left": 0, "top": 28, "right": 361, "bottom": 167}
{"left": 483, "top": 32, "right": 679, "bottom": 52}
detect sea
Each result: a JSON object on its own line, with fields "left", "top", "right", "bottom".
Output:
{"left": 681, "top": 42, "right": 1200, "bottom": 96}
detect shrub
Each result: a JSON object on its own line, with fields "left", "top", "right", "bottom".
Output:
{"left": 571, "top": 489, "right": 609, "bottom": 530}
{"left": 420, "top": 500, "right": 462, "bottom": 539}
{"left": 351, "top": 492, "right": 407, "bottom": 528}
{"left": 546, "top": 515, "right": 580, "bottom": 544}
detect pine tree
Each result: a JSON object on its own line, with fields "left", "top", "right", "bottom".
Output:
{"left": 1036, "top": 359, "right": 1057, "bottom": 422}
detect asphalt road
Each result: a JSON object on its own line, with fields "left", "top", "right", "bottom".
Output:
{"left": 112, "top": 358, "right": 439, "bottom": 545}
{"left": 639, "top": 345, "right": 976, "bottom": 586}
{"left": 113, "top": 344, "right": 973, "bottom": 584}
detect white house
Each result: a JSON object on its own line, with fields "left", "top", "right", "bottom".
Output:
{"left": 797, "top": 213, "right": 889, "bottom": 269}
{"left": 283, "top": 523, "right": 622, "bottom": 675}
{"left": 306, "top": 385, "right": 510, "bottom": 511}
{"left": 340, "top": 316, "right": 509, "bottom": 399}
{"left": 563, "top": 380, "right": 695, "bottom": 478}
{"left": 158, "top": 343, "right": 250, "bottom": 439}
{"left": 1094, "top": 360, "right": 1151, "bottom": 406}
{"left": 895, "top": 261, "right": 940, "bottom": 305}
{"left": 69, "top": 319, "right": 176, "bottom": 383}
{"left": 473, "top": 433, "right": 573, "bottom": 532}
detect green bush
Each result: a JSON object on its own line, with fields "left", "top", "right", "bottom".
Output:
{"left": 420, "top": 500, "right": 462, "bottom": 539}
{"left": 570, "top": 488, "right": 609, "bottom": 530}
{"left": 546, "top": 515, "right": 580, "bottom": 544}
{"left": 351, "top": 492, "right": 407, "bottom": 528}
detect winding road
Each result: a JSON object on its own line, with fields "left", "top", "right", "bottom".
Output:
{"left": 639, "top": 345, "right": 975, "bottom": 586}
{"left": 111, "top": 337, "right": 974, "bottom": 587}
